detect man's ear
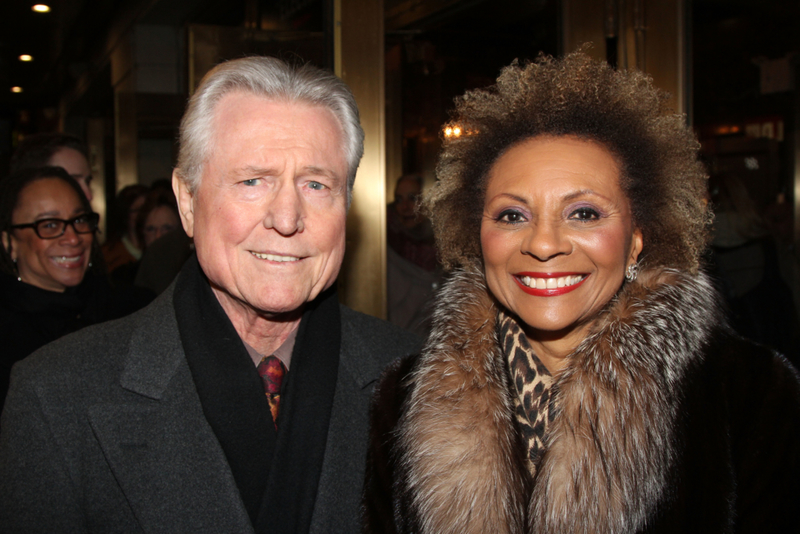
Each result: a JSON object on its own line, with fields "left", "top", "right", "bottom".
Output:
{"left": 173, "top": 171, "right": 196, "bottom": 238}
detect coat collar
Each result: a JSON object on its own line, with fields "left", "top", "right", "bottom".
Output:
{"left": 119, "top": 284, "right": 184, "bottom": 399}
{"left": 399, "top": 262, "right": 722, "bottom": 533}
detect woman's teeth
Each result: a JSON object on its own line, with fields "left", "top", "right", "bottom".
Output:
{"left": 519, "top": 274, "right": 584, "bottom": 289}
{"left": 52, "top": 256, "right": 82, "bottom": 264}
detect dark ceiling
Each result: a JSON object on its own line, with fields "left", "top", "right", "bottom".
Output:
{"left": 1, "top": 0, "right": 798, "bottom": 129}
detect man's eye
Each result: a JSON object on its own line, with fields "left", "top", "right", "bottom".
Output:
{"left": 308, "top": 181, "right": 327, "bottom": 191}
{"left": 569, "top": 207, "right": 600, "bottom": 221}
{"left": 242, "top": 179, "right": 260, "bottom": 186}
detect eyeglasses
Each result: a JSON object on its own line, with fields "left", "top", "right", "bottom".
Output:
{"left": 10, "top": 213, "right": 99, "bottom": 239}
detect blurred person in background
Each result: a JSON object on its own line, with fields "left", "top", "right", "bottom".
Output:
{"left": 101, "top": 184, "right": 148, "bottom": 286}
{"left": 386, "top": 174, "right": 441, "bottom": 335}
{"left": 132, "top": 184, "right": 193, "bottom": 295}
{"left": 0, "top": 167, "right": 144, "bottom": 410}
{"left": 137, "top": 187, "right": 181, "bottom": 248}
{"left": 10, "top": 132, "right": 94, "bottom": 202}
{"left": 709, "top": 174, "right": 799, "bottom": 367}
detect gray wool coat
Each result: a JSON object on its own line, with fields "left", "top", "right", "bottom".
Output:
{"left": 0, "top": 284, "right": 419, "bottom": 534}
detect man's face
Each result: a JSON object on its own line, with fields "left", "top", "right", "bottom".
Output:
{"left": 175, "top": 93, "right": 349, "bottom": 320}
{"left": 393, "top": 178, "right": 422, "bottom": 229}
{"left": 48, "top": 148, "right": 93, "bottom": 202}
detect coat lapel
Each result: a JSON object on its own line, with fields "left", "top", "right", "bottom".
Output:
{"left": 310, "top": 305, "right": 421, "bottom": 534}
{"left": 87, "top": 288, "right": 253, "bottom": 533}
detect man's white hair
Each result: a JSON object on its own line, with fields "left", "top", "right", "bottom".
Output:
{"left": 174, "top": 56, "right": 364, "bottom": 205}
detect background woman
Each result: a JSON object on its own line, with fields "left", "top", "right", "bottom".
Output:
{"left": 364, "top": 52, "right": 800, "bottom": 533}
{"left": 137, "top": 185, "right": 181, "bottom": 249}
{"left": 0, "top": 167, "right": 142, "bottom": 408}
{"left": 130, "top": 183, "right": 193, "bottom": 296}
{"left": 102, "top": 184, "right": 148, "bottom": 272}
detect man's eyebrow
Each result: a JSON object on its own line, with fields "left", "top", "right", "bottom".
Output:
{"left": 234, "top": 165, "right": 343, "bottom": 181}
{"left": 235, "top": 165, "right": 280, "bottom": 177}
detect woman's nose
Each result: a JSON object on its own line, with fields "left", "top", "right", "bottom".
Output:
{"left": 59, "top": 224, "right": 83, "bottom": 245}
{"left": 521, "top": 221, "right": 571, "bottom": 261}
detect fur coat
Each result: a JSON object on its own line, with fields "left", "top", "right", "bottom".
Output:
{"left": 363, "top": 263, "right": 800, "bottom": 534}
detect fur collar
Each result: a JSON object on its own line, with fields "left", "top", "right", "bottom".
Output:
{"left": 397, "top": 263, "right": 722, "bottom": 534}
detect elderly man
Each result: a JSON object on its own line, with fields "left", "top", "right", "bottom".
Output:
{"left": 0, "top": 57, "right": 419, "bottom": 533}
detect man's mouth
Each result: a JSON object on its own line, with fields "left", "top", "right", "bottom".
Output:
{"left": 250, "top": 251, "right": 301, "bottom": 263}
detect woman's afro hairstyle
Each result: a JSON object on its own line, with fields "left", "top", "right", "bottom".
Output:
{"left": 424, "top": 50, "right": 711, "bottom": 273}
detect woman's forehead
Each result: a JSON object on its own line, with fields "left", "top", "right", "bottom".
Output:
{"left": 15, "top": 178, "right": 84, "bottom": 218}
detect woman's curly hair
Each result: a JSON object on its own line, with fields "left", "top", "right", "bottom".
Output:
{"left": 424, "top": 51, "right": 711, "bottom": 273}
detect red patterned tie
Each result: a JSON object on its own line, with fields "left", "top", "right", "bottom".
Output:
{"left": 257, "top": 356, "right": 286, "bottom": 428}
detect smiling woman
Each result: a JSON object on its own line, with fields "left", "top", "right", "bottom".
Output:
{"left": 481, "top": 136, "right": 642, "bottom": 371}
{"left": 0, "top": 167, "right": 147, "bottom": 409}
{"left": 364, "top": 51, "right": 800, "bottom": 534}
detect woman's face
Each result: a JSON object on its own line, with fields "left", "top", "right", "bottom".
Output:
{"left": 481, "top": 136, "right": 643, "bottom": 356}
{"left": 127, "top": 195, "right": 146, "bottom": 240}
{"left": 143, "top": 205, "right": 179, "bottom": 247}
{"left": 5, "top": 178, "right": 94, "bottom": 292}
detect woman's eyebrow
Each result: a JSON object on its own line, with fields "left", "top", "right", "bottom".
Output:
{"left": 562, "top": 189, "right": 612, "bottom": 203}
{"left": 33, "top": 210, "right": 62, "bottom": 219}
{"left": 489, "top": 192, "right": 528, "bottom": 204}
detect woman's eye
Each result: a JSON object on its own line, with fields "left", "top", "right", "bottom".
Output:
{"left": 569, "top": 207, "right": 600, "bottom": 221}
{"left": 40, "top": 220, "right": 60, "bottom": 230}
{"left": 497, "top": 209, "right": 525, "bottom": 223}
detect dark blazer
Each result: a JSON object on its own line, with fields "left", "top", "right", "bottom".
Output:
{"left": 0, "top": 283, "right": 418, "bottom": 533}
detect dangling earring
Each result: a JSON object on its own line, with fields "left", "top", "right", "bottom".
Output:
{"left": 13, "top": 259, "right": 21, "bottom": 282}
{"left": 625, "top": 262, "right": 639, "bottom": 282}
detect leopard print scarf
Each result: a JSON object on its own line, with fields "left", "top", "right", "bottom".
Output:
{"left": 498, "top": 310, "right": 558, "bottom": 475}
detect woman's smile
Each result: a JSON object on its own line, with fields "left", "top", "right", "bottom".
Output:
{"left": 514, "top": 272, "right": 588, "bottom": 296}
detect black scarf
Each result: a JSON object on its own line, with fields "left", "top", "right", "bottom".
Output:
{"left": 174, "top": 255, "right": 340, "bottom": 533}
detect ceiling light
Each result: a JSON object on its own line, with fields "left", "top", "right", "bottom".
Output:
{"left": 11, "top": 87, "right": 23, "bottom": 93}
{"left": 19, "top": 55, "right": 33, "bottom": 62}
{"left": 32, "top": 4, "right": 51, "bottom": 13}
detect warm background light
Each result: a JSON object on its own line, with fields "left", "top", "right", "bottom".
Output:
{"left": 19, "top": 54, "right": 33, "bottom": 62}
{"left": 443, "top": 124, "right": 465, "bottom": 138}
{"left": 32, "top": 4, "right": 51, "bottom": 13}
{"left": 11, "top": 87, "right": 23, "bottom": 93}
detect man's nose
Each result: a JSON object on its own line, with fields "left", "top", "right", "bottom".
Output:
{"left": 264, "top": 183, "right": 304, "bottom": 236}
{"left": 520, "top": 220, "right": 571, "bottom": 262}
